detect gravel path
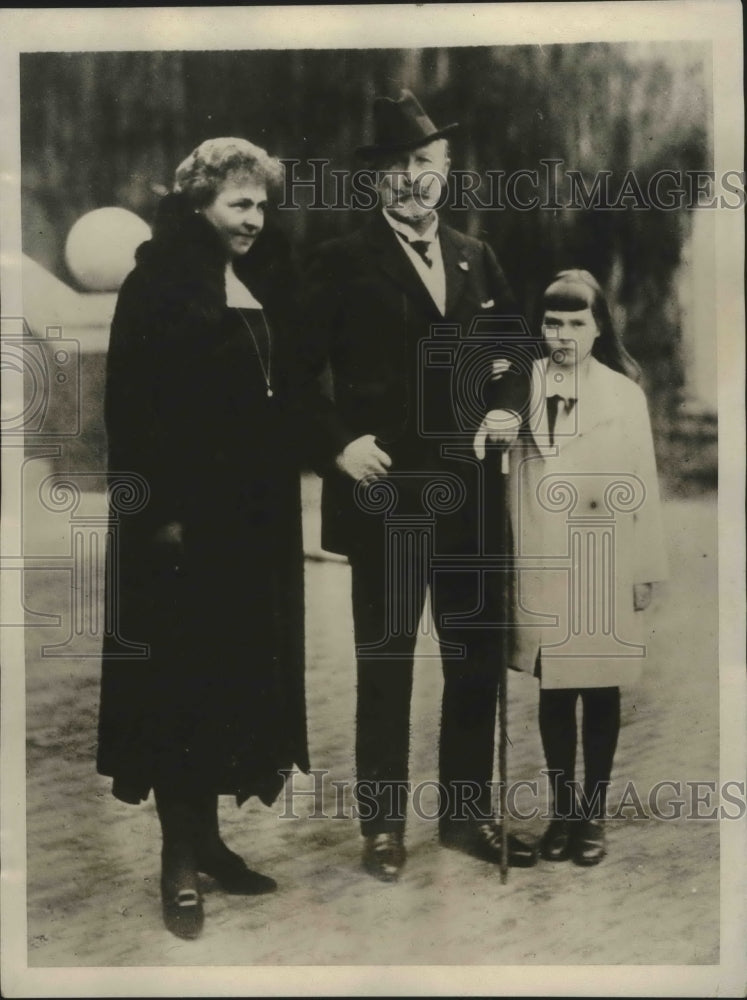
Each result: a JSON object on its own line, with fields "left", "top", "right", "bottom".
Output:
{"left": 22, "top": 484, "right": 721, "bottom": 970}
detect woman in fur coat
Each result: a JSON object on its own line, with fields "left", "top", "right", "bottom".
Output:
{"left": 97, "top": 138, "right": 327, "bottom": 939}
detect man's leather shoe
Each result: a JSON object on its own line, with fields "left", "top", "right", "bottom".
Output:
{"left": 539, "top": 818, "right": 575, "bottom": 862}
{"left": 362, "top": 831, "right": 406, "bottom": 882}
{"left": 573, "top": 820, "right": 606, "bottom": 866}
{"left": 440, "top": 819, "right": 538, "bottom": 868}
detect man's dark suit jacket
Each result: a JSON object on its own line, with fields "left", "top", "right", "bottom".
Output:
{"left": 305, "top": 210, "right": 535, "bottom": 558}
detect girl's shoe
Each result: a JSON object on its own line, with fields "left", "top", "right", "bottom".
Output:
{"left": 573, "top": 819, "right": 606, "bottom": 866}
{"left": 539, "top": 818, "right": 575, "bottom": 861}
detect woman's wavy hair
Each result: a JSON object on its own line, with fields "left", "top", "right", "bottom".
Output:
{"left": 542, "top": 269, "right": 641, "bottom": 381}
{"left": 173, "top": 137, "right": 285, "bottom": 208}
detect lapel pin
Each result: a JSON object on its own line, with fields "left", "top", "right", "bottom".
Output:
{"left": 481, "top": 299, "right": 495, "bottom": 309}
{"left": 458, "top": 260, "right": 469, "bottom": 272}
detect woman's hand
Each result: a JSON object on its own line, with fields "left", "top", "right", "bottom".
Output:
{"left": 335, "top": 435, "right": 392, "bottom": 483}
{"left": 633, "top": 582, "right": 653, "bottom": 611}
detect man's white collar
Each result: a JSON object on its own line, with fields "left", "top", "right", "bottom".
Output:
{"left": 382, "top": 209, "right": 439, "bottom": 244}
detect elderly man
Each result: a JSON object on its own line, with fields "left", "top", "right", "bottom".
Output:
{"left": 306, "top": 90, "right": 539, "bottom": 881}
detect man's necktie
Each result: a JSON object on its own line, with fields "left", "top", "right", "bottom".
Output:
{"left": 546, "top": 394, "right": 575, "bottom": 446}
{"left": 396, "top": 230, "right": 433, "bottom": 268}
{"left": 410, "top": 240, "right": 433, "bottom": 268}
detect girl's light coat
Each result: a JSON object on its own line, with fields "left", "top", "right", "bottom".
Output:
{"left": 508, "top": 357, "right": 668, "bottom": 689}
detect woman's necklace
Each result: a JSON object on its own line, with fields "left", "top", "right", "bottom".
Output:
{"left": 237, "top": 309, "right": 273, "bottom": 398}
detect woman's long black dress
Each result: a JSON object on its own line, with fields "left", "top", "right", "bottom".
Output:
{"left": 97, "top": 195, "right": 314, "bottom": 806}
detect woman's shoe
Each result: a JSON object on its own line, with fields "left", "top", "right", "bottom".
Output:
{"left": 161, "top": 885, "right": 204, "bottom": 940}
{"left": 539, "top": 818, "right": 575, "bottom": 861}
{"left": 196, "top": 843, "right": 277, "bottom": 895}
{"left": 160, "top": 839, "right": 203, "bottom": 939}
{"left": 573, "top": 819, "right": 606, "bottom": 866}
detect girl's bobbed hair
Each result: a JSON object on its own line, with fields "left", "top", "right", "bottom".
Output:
{"left": 173, "top": 137, "right": 285, "bottom": 208}
{"left": 542, "top": 269, "right": 640, "bottom": 381}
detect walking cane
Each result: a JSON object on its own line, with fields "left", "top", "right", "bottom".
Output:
{"left": 497, "top": 446, "right": 510, "bottom": 884}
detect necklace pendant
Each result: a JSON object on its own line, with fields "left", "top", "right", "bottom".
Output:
{"left": 266, "top": 387, "right": 273, "bottom": 398}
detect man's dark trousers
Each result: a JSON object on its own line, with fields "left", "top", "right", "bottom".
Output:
{"left": 348, "top": 451, "right": 508, "bottom": 836}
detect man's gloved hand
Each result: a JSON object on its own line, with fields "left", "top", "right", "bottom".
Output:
{"left": 335, "top": 434, "right": 393, "bottom": 483}
{"left": 473, "top": 410, "right": 521, "bottom": 460}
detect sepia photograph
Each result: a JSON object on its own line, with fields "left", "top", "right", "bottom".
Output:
{"left": 1, "top": 3, "right": 744, "bottom": 997}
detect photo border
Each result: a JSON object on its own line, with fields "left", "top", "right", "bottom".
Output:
{"left": 1, "top": 3, "right": 744, "bottom": 996}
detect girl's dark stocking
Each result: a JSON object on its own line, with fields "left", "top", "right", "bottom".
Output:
{"left": 539, "top": 688, "right": 580, "bottom": 818}
{"left": 580, "top": 686, "right": 621, "bottom": 820}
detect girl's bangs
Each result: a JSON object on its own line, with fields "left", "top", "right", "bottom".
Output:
{"left": 543, "top": 279, "right": 595, "bottom": 313}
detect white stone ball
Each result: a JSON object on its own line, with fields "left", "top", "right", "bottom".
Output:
{"left": 65, "top": 207, "right": 151, "bottom": 291}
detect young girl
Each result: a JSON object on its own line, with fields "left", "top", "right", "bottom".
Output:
{"left": 508, "top": 269, "right": 667, "bottom": 865}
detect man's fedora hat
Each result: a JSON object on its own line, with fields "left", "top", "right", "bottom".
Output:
{"left": 355, "top": 89, "right": 459, "bottom": 159}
